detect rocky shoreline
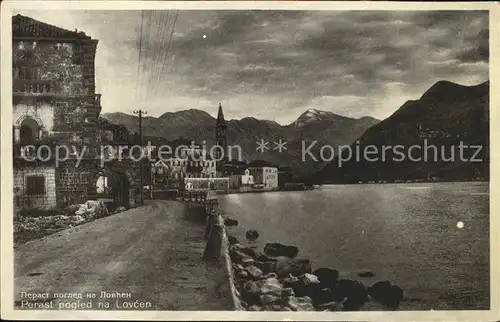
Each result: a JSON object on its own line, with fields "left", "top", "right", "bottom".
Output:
{"left": 225, "top": 231, "right": 404, "bottom": 312}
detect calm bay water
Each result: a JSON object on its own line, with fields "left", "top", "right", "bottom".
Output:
{"left": 219, "top": 182, "right": 490, "bottom": 310}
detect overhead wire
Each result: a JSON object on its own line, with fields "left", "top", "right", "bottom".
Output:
{"left": 148, "top": 11, "right": 175, "bottom": 100}
{"left": 146, "top": 11, "right": 171, "bottom": 98}
{"left": 150, "top": 10, "right": 179, "bottom": 102}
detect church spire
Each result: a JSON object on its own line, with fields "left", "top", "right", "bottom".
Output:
{"left": 217, "top": 102, "right": 225, "bottom": 122}
{"left": 215, "top": 102, "right": 228, "bottom": 169}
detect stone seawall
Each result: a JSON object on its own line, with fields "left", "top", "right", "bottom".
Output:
{"left": 221, "top": 218, "right": 246, "bottom": 311}
{"left": 180, "top": 190, "right": 242, "bottom": 310}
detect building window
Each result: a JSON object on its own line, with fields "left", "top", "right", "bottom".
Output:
{"left": 20, "top": 117, "right": 40, "bottom": 144}
{"left": 14, "top": 66, "right": 41, "bottom": 81}
{"left": 26, "top": 175, "right": 45, "bottom": 195}
{"left": 64, "top": 114, "right": 73, "bottom": 125}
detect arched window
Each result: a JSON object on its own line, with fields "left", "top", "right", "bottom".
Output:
{"left": 19, "top": 117, "right": 39, "bottom": 144}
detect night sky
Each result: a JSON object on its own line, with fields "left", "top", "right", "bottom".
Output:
{"left": 14, "top": 10, "right": 489, "bottom": 124}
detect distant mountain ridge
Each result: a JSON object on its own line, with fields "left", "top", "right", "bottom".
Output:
{"left": 101, "top": 108, "right": 380, "bottom": 176}
{"left": 312, "top": 80, "right": 489, "bottom": 183}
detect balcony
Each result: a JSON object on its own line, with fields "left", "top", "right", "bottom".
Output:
{"left": 13, "top": 82, "right": 102, "bottom": 105}
{"left": 13, "top": 79, "right": 54, "bottom": 96}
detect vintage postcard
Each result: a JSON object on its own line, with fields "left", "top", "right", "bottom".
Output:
{"left": 1, "top": 1, "right": 499, "bottom": 321}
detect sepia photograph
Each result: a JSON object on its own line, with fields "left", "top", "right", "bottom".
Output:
{"left": 1, "top": 1, "right": 498, "bottom": 320}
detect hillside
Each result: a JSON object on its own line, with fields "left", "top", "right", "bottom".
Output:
{"left": 101, "top": 109, "right": 380, "bottom": 177}
{"left": 312, "top": 80, "right": 489, "bottom": 183}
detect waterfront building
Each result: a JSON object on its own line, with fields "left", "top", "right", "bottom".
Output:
{"left": 184, "top": 177, "right": 230, "bottom": 191}
{"left": 241, "top": 169, "right": 254, "bottom": 186}
{"left": 151, "top": 140, "right": 217, "bottom": 190}
{"left": 228, "top": 169, "right": 255, "bottom": 189}
{"left": 12, "top": 14, "right": 103, "bottom": 210}
{"left": 248, "top": 166, "right": 279, "bottom": 189}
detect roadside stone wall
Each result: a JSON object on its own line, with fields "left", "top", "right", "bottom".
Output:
{"left": 199, "top": 193, "right": 243, "bottom": 310}
{"left": 56, "top": 160, "right": 97, "bottom": 208}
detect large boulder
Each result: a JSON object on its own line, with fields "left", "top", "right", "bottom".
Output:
{"left": 255, "top": 252, "right": 273, "bottom": 263}
{"left": 245, "top": 230, "right": 260, "bottom": 241}
{"left": 114, "top": 206, "right": 126, "bottom": 213}
{"left": 286, "top": 296, "right": 315, "bottom": 311}
{"left": 332, "top": 279, "right": 368, "bottom": 311}
{"left": 281, "top": 287, "right": 295, "bottom": 298}
{"left": 260, "top": 293, "right": 282, "bottom": 305}
{"left": 275, "top": 256, "right": 312, "bottom": 278}
{"left": 242, "top": 280, "right": 261, "bottom": 304}
{"left": 248, "top": 304, "right": 261, "bottom": 311}
{"left": 73, "top": 200, "right": 109, "bottom": 220}
{"left": 246, "top": 265, "right": 264, "bottom": 279}
{"left": 241, "top": 276, "right": 284, "bottom": 306}
{"left": 227, "top": 235, "right": 239, "bottom": 245}
{"left": 70, "top": 215, "right": 85, "bottom": 225}
{"left": 313, "top": 268, "right": 340, "bottom": 289}
{"left": 258, "top": 277, "right": 284, "bottom": 295}
{"left": 237, "top": 270, "right": 249, "bottom": 279}
{"left": 232, "top": 244, "right": 258, "bottom": 258}
{"left": 282, "top": 274, "right": 299, "bottom": 286}
{"left": 85, "top": 200, "right": 109, "bottom": 219}
{"left": 264, "top": 242, "right": 299, "bottom": 258}
{"left": 75, "top": 205, "right": 87, "bottom": 216}
{"left": 284, "top": 273, "right": 325, "bottom": 306}
{"left": 255, "top": 261, "right": 276, "bottom": 274}
{"left": 311, "top": 288, "right": 337, "bottom": 307}
{"left": 300, "top": 273, "right": 320, "bottom": 285}
{"left": 230, "top": 249, "right": 254, "bottom": 265}
{"left": 367, "top": 281, "right": 403, "bottom": 309}
{"left": 224, "top": 218, "right": 239, "bottom": 227}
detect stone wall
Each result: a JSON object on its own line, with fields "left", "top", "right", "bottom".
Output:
{"left": 198, "top": 193, "right": 243, "bottom": 310}
{"left": 14, "top": 166, "right": 56, "bottom": 210}
{"left": 13, "top": 41, "right": 85, "bottom": 95}
{"left": 56, "top": 161, "right": 95, "bottom": 208}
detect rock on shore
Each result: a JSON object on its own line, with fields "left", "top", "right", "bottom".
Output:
{"left": 227, "top": 237, "right": 404, "bottom": 311}
{"left": 264, "top": 242, "right": 299, "bottom": 258}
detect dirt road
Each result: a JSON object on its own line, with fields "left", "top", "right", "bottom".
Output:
{"left": 14, "top": 200, "right": 232, "bottom": 310}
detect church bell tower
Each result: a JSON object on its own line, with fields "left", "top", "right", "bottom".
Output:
{"left": 215, "top": 103, "right": 227, "bottom": 168}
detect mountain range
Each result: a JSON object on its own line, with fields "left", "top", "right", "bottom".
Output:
{"left": 101, "top": 80, "right": 489, "bottom": 182}
{"left": 101, "top": 109, "right": 380, "bottom": 177}
{"left": 312, "top": 80, "right": 489, "bottom": 183}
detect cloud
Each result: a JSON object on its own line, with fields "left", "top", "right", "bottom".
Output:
{"left": 13, "top": 9, "right": 489, "bottom": 123}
